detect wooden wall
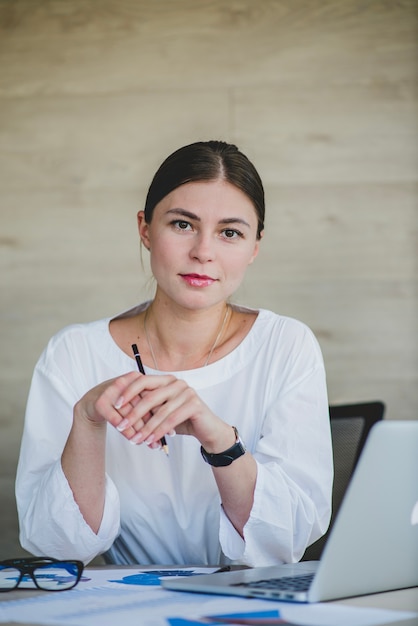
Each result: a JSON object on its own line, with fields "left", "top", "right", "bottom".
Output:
{"left": 0, "top": 0, "right": 417, "bottom": 557}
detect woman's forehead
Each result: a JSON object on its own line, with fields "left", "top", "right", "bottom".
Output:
{"left": 157, "top": 179, "right": 259, "bottom": 223}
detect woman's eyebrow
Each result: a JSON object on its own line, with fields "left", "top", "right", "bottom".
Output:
{"left": 166, "top": 208, "right": 251, "bottom": 229}
{"left": 166, "top": 208, "right": 200, "bottom": 220}
{"left": 219, "top": 217, "right": 251, "bottom": 229}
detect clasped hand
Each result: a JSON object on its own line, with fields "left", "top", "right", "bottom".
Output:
{"left": 75, "top": 371, "right": 227, "bottom": 451}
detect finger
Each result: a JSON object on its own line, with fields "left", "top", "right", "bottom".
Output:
{"left": 113, "top": 374, "right": 177, "bottom": 411}
{"left": 114, "top": 393, "right": 157, "bottom": 435}
{"left": 130, "top": 384, "right": 195, "bottom": 444}
{"left": 95, "top": 371, "right": 142, "bottom": 423}
{"left": 133, "top": 378, "right": 189, "bottom": 424}
{"left": 90, "top": 372, "right": 144, "bottom": 439}
{"left": 115, "top": 404, "right": 143, "bottom": 432}
{"left": 115, "top": 395, "right": 141, "bottom": 414}
{"left": 115, "top": 376, "right": 190, "bottom": 445}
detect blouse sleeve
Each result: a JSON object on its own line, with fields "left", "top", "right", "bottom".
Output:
{"left": 219, "top": 323, "right": 333, "bottom": 566}
{"left": 15, "top": 339, "right": 121, "bottom": 564}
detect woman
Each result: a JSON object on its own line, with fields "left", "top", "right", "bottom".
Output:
{"left": 16, "top": 140, "right": 333, "bottom": 567}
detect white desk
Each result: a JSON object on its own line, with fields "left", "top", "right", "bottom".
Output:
{"left": 0, "top": 566, "right": 416, "bottom": 626}
{"left": 336, "top": 587, "right": 418, "bottom": 625}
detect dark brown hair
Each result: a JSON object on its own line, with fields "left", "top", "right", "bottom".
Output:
{"left": 144, "top": 140, "right": 265, "bottom": 239}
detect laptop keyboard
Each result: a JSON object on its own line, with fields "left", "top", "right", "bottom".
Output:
{"left": 233, "top": 572, "right": 315, "bottom": 592}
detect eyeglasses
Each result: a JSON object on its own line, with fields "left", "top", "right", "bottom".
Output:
{"left": 0, "top": 557, "right": 84, "bottom": 592}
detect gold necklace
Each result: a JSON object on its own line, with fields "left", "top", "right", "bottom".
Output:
{"left": 143, "top": 304, "right": 231, "bottom": 370}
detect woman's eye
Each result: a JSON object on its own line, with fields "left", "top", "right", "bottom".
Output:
{"left": 222, "top": 229, "right": 243, "bottom": 239}
{"left": 172, "top": 220, "right": 191, "bottom": 230}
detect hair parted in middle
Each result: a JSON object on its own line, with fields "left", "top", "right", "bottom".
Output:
{"left": 144, "top": 140, "right": 265, "bottom": 239}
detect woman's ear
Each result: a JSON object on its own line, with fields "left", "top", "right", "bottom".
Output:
{"left": 248, "top": 230, "right": 263, "bottom": 265}
{"left": 137, "top": 211, "right": 151, "bottom": 250}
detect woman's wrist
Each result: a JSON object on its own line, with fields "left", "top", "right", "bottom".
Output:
{"left": 73, "top": 401, "right": 107, "bottom": 431}
{"left": 199, "top": 423, "right": 237, "bottom": 454}
{"left": 201, "top": 426, "right": 246, "bottom": 467}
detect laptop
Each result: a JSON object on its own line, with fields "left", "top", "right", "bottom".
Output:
{"left": 163, "top": 420, "right": 418, "bottom": 602}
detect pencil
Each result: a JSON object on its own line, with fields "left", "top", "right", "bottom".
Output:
{"left": 131, "top": 343, "right": 169, "bottom": 456}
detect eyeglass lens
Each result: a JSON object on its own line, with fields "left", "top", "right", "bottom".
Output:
{"left": 0, "top": 562, "right": 80, "bottom": 591}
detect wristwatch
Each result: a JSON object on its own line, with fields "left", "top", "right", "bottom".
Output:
{"left": 200, "top": 426, "right": 246, "bottom": 467}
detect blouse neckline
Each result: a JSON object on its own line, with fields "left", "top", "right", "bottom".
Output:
{"left": 102, "top": 303, "right": 270, "bottom": 385}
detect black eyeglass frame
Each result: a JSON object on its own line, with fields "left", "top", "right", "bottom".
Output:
{"left": 0, "top": 557, "right": 84, "bottom": 592}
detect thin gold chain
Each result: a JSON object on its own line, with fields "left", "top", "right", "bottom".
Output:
{"left": 143, "top": 304, "right": 231, "bottom": 370}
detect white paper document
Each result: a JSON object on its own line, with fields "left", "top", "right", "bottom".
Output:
{"left": 0, "top": 568, "right": 416, "bottom": 626}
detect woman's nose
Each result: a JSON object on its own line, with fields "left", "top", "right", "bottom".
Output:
{"left": 189, "top": 233, "right": 215, "bottom": 263}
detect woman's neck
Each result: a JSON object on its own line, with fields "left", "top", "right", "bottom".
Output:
{"left": 143, "top": 297, "right": 232, "bottom": 371}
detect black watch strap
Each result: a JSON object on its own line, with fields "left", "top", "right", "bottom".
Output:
{"left": 200, "top": 427, "right": 246, "bottom": 467}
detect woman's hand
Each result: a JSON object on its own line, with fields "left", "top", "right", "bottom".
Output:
{"left": 77, "top": 370, "right": 233, "bottom": 451}
{"left": 74, "top": 372, "right": 144, "bottom": 438}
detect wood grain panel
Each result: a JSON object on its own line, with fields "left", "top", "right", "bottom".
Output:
{"left": 0, "top": 92, "right": 230, "bottom": 190}
{"left": 0, "top": 1, "right": 415, "bottom": 95}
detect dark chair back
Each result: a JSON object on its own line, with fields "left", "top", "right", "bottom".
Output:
{"left": 301, "top": 400, "right": 385, "bottom": 561}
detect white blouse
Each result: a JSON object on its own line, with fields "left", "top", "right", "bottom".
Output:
{"left": 16, "top": 304, "right": 333, "bottom": 566}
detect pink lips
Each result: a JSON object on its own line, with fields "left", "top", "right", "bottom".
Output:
{"left": 180, "top": 273, "right": 216, "bottom": 288}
